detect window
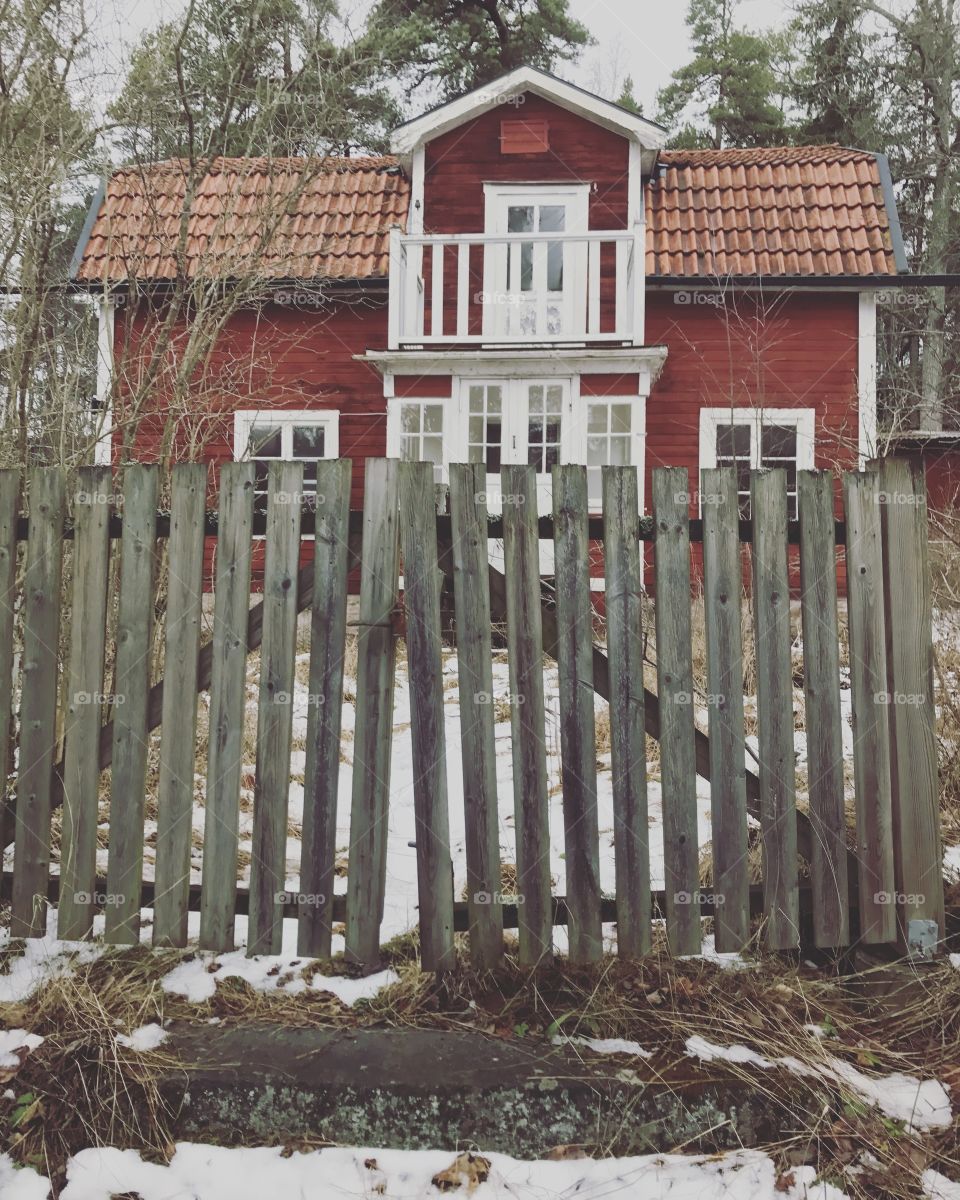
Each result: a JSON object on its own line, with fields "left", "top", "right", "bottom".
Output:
{"left": 387, "top": 381, "right": 643, "bottom": 514}
{"left": 467, "top": 384, "right": 502, "bottom": 472}
{"left": 527, "top": 383, "right": 564, "bottom": 473}
{"left": 234, "top": 409, "right": 339, "bottom": 516}
{"left": 399, "top": 401, "right": 444, "bottom": 477}
{"left": 586, "top": 399, "right": 632, "bottom": 486}
{"left": 699, "top": 409, "right": 815, "bottom": 518}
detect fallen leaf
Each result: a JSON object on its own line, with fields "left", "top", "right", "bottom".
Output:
{"left": 431, "top": 1152, "right": 492, "bottom": 1193}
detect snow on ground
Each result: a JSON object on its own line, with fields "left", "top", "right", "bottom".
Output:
{"left": 684, "top": 1035, "right": 952, "bottom": 1133}
{"left": 113, "top": 1023, "right": 168, "bottom": 1052}
{"left": 0, "top": 908, "right": 398, "bottom": 1008}
{"left": 551, "top": 1034, "right": 653, "bottom": 1058}
{"left": 1, "top": 1143, "right": 851, "bottom": 1200}
{"left": 0, "top": 1028, "right": 44, "bottom": 1067}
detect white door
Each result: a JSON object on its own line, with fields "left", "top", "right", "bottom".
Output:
{"left": 484, "top": 187, "right": 589, "bottom": 340}
{"left": 460, "top": 378, "right": 573, "bottom": 523}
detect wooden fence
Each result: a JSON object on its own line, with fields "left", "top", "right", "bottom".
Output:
{"left": 0, "top": 458, "right": 945, "bottom": 968}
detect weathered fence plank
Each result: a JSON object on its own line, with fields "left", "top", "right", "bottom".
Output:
{"left": 448, "top": 464, "right": 502, "bottom": 968}
{"left": 11, "top": 469, "right": 65, "bottom": 937}
{"left": 0, "top": 472, "right": 20, "bottom": 857}
{"left": 199, "top": 463, "right": 256, "bottom": 952}
{"left": 399, "top": 461, "right": 456, "bottom": 972}
{"left": 843, "top": 471, "right": 896, "bottom": 943}
{"left": 878, "top": 458, "right": 944, "bottom": 945}
{"left": 652, "top": 467, "right": 700, "bottom": 956}
{"left": 59, "top": 467, "right": 112, "bottom": 940}
{"left": 298, "top": 458, "right": 351, "bottom": 959}
{"left": 601, "top": 466, "right": 650, "bottom": 959}
{"left": 346, "top": 458, "right": 400, "bottom": 967}
{"left": 797, "top": 471, "right": 850, "bottom": 948}
{"left": 153, "top": 464, "right": 207, "bottom": 947}
{"left": 700, "top": 468, "right": 750, "bottom": 951}
{"left": 248, "top": 461, "right": 303, "bottom": 956}
{"left": 552, "top": 465, "right": 602, "bottom": 963}
{"left": 750, "top": 468, "right": 799, "bottom": 950}
{"left": 104, "top": 464, "right": 159, "bottom": 945}
{"left": 501, "top": 463, "right": 552, "bottom": 966}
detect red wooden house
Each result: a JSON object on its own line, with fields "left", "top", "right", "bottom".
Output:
{"left": 72, "top": 67, "right": 909, "bottom": 541}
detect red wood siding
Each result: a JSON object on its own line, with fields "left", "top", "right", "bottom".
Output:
{"left": 423, "top": 93, "right": 630, "bottom": 235}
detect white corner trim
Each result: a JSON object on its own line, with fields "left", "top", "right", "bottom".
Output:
{"left": 93, "top": 298, "right": 115, "bottom": 466}
{"left": 390, "top": 66, "right": 665, "bottom": 155}
{"left": 858, "top": 291, "right": 878, "bottom": 466}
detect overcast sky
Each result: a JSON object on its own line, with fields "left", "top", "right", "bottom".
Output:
{"left": 91, "top": 0, "right": 797, "bottom": 118}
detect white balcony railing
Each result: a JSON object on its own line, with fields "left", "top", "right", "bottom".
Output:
{"left": 387, "top": 229, "right": 644, "bottom": 349}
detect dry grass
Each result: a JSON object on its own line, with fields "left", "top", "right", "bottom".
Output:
{"left": 2, "top": 927, "right": 958, "bottom": 1195}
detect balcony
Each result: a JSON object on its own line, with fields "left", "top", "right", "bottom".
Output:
{"left": 387, "top": 229, "right": 644, "bottom": 350}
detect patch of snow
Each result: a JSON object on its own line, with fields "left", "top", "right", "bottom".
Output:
{"left": 680, "top": 934, "right": 754, "bottom": 970}
{"left": 944, "top": 845, "right": 960, "bottom": 883}
{"left": 114, "top": 1023, "right": 168, "bottom": 1052}
{"left": 160, "top": 949, "right": 397, "bottom": 1007}
{"left": 685, "top": 1037, "right": 952, "bottom": 1133}
{"left": 685, "top": 1035, "right": 773, "bottom": 1069}
{"left": 924, "top": 1168, "right": 960, "bottom": 1200}
{"left": 56, "top": 1143, "right": 850, "bottom": 1200}
{"left": 0, "top": 1153, "right": 49, "bottom": 1200}
{"left": 0, "top": 1029, "right": 44, "bottom": 1068}
{"left": 0, "top": 911, "right": 105, "bottom": 1003}
{"left": 553, "top": 1035, "right": 652, "bottom": 1058}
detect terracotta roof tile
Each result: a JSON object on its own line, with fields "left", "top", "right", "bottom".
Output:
{"left": 74, "top": 155, "right": 408, "bottom": 283}
{"left": 646, "top": 144, "right": 896, "bottom": 277}
{"left": 75, "top": 144, "right": 896, "bottom": 284}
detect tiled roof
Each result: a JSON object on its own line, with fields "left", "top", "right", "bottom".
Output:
{"left": 73, "top": 156, "right": 409, "bottom": 282}
{"left": 646, "top": 145, "right": 896, "bottom": 276}
{"left": 73, "top": 145, "right": 897, "bottom": 283}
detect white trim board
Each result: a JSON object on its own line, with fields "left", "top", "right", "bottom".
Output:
{"left": 233, "top": 408, "right": 341, "bottom": 459}
{"left": 858, "top": 291, "right": 878, "bottom": 467}
{"left": 93, "top": 299, "right": 115, "bottom": 466}
{"left": 698, "top": 406, "right": 816, "bottom": 474}
{"left": 391, "top": 66, "right": 665, "bottom": 156}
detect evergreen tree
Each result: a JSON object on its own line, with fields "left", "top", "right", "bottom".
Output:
{"left": 362, "top": 0, "right": 591, "bottom": 101}
{"left": 655, "top": 0, "right": 789, "bottom": 148}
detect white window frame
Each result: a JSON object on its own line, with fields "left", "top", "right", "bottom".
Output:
{"left": 234, "top": 408, "right": 340, "bottom": 524}
{"left": 234, "top": 408, "right": 340, "bottom": 460}
{"left": 581, "top": 394, "right": 646, "bottom": 511}
{"left": 698, "top": 407, "right": 815, "bottom": 512}
{"left": 386, "top": 397, "right": 449, "bottom": 482}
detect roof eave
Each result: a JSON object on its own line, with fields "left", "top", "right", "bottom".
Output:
{"left": 390, "top": 66, "right": 666, "bottom": 156}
